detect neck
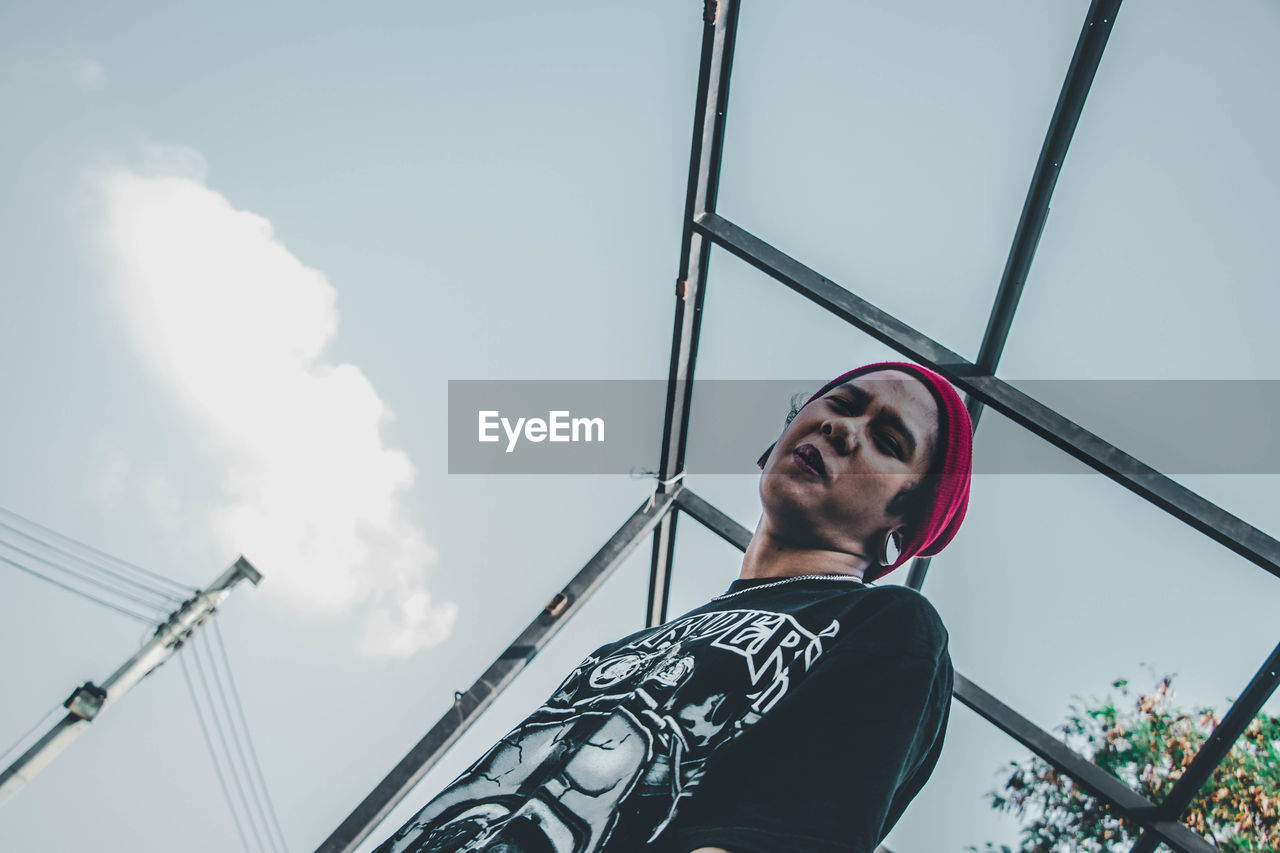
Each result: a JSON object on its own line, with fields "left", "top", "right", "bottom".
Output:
{"left": 738, "top": 522, "right": 871, "bottom": 582}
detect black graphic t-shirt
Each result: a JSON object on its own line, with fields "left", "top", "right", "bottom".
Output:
{"left": 373, "top": 576, "right": 953, "bottom": 853}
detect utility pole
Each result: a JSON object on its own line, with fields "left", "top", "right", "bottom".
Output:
{"left": 0, "top": 555, "right": 262, "bottom": 805}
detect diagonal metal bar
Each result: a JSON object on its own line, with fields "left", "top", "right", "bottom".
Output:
{"left": 315, "top": 491, "right": 680, "bottom": 853}
{"left": 973, "top": 0, "right": 1122, "bottom": 389}
{"left": 672, "top": 487, "right": 1218, "bottom": 853}
{"left": 692, "top": 211, "right": 1280, "bottom": 583}
{"left": 902, "top": 556, "right": 937, "bottom": 591}
{"left": 673, "top": 489, "right": 751, "bottom": 551}
{"left": 909, "top": 0, "right": 1122, "bottom": 593}
{"left": 648, "top": 0, "right": 742, "bottom": 629}
{"left": 1128, "top": 640, "right": 1280, "bottom": 853}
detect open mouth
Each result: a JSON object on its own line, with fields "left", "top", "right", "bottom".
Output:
{"left": 794, "top": 444, "right": 826, "bottom": 480}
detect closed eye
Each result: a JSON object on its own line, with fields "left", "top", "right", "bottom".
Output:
{"left": 826, "top": 393, "right": 863, "bottom": 414}
{"left": 876, "top": 432, "right": 903, "bottom": 458}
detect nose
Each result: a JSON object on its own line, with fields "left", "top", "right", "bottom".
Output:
{"left": 821, "top": 414, "right": 865, "bottom": 455}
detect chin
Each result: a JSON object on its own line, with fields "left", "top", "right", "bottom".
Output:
{"left": 759, "top": 484, "right": 823, "bottom": 532}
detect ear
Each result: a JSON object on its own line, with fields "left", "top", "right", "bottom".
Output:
{"left": 756, "top": 441, "right": 776, "bottom": 470}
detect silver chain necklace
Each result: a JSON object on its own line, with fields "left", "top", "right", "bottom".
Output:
{"left": 711, "top": 574, "right": 866, "bottom": 601}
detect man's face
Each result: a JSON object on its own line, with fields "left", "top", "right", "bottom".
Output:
{"left": 758, "top": 369, "right": 939, "bottom": 559}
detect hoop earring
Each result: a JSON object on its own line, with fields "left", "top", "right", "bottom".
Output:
{"left": 879, "top": 529, "right": 902, "bottom": 567}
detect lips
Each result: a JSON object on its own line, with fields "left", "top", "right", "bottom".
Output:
{"left": 794, "top": 443, "right": 827, "bottom": 480}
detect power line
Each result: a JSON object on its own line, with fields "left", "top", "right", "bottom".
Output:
{"left": 180, "top": 649, "right": 255, "bottom": 853}
{"left": 201, "top": 629, "right": 282, "bottom": 853}
{"left": 200, "top": 625, "right": 281, "bottom": 850}
{"left": 0, "top": 555, "right": 156, "bottom": 624}
{"left": 0, "top": 519, "right": 183, "bottom": 606}
{"left": 0, "top": 539, "right": 172, "bottom": 617}
{"left": 0, "top": 506, "right": 194, "bottom": 596}
{"left": 191, "top": 631, "right": 271, "bottom": 853}
{"left": 212, "top": 618, "right": 291, "bottom": 853}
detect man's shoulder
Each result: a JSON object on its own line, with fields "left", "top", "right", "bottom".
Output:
{"left": 846, "top": 583, "right": 950, "bottom": 657}
{"left": 860, "top": 581, "right": 941, "bottom": 611}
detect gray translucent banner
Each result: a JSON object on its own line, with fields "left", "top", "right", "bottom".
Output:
{"left": 448, "top": 380, "right": 1280, "bottom": 475}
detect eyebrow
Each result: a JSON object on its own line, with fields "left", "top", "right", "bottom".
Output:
{"left": 833, "top": 383, "right": 920, "bottom": 460}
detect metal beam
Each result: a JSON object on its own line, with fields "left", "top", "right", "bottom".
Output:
{"left": 673, "top": 487, "right": 1218, "bottom": 853}
{"left": 315, "top": 491, "right": 680, "bottom": 853}
{"left": 910, "top": 0, "right": 1122, "bottom": 592}
{"left": 1128, "top": 640, "right": 1280, "bottom": 853}
{"left": 903, "top": 556, "right": 934, "bottom": 590}
{"left": 692, "top": 211, "right": 1280, "bottom": 583}
{"left": 648, "top": 0, "right": 741, "bottom": 628}
{"left": 974, "top": 0, "right": 1122, "bottom": 386}
{"left": 674, "top": 488, "right": 750, "bottom": 551}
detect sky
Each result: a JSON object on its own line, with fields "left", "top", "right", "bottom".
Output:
{"left": 1, "top": 1, "right": 1278, "bottom": 851}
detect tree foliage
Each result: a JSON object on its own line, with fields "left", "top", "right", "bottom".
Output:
{"left": 969, "top": 676, "right": 1280, "bottom": 852}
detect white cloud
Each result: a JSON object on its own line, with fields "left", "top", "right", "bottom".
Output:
{"left": 94, "top": 146, "right": 456, "bottom": 657}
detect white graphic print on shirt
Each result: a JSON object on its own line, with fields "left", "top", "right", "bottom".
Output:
{"left": 377, "top": 607, "right": 842, "bottom": 853}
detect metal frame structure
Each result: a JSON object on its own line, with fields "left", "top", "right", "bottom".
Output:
{"left": 318, "top": 2, "right": 1279, "bottom": 851}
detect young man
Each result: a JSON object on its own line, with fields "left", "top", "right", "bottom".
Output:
{"left": 374, "top": 361, "right": 973, "bottom": 853}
